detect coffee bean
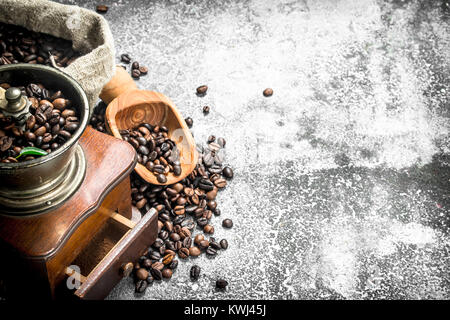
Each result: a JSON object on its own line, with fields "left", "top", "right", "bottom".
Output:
{"left": 157, "top": 174, "right": 167, "bottom": 183}
{"left": 189, "top": 246, "right": 201, "bottom": 257}
{"left": 170, "top": 233, "right": 181, "bottom": 242}
{"left": 206, "top": 189, "right": 217, "bottom": 200}
{"left": 179, "top": 227, "right": 191, "bottom": 239}
{"left": 138, "top": 145, "right": 149, "bottom": 155}
{"left": 214, "top": 178, "right": 227, "bottom": 188}
{"left": 190, "top": 265, "right": 201, "bottom": 280}
{"left": 163, "top": 254, "right": 174, "bottom": 265}
{"left": 168, "top": 260, "right": 179, "bottom": 270}
{"left": 136, "top": 198, "right": 147, "bottom": 209}
{"left": 136, "top": 268, "right": 149, "bottom": 280}
{"left": 199, "top": 179, "right": 214, "bottom": 191}
{"left": 194, "top": 234, "right": 204, "bottom": 245}
{"left": 197, "top": 217, "right": 208, "bottom": 227}
{"left": 210, "top": 240, "right": 221, "bottom": 250}
{"left": 199, "top": 240, "right": 210, "bottom": 250}
{"left": 96, "top": 5, "right": 109, "bottom": 13}
{"left": 34, "top": 126, "right": 47, "bottom": 137}
{"left": 204, "top": 224, "right": 214, "bottom": 234}
{"left": 26, "top": 115, "right": 36, "bottom": 130}
{"left": 220, "top": 239, "right": 229, "bottom": 250}
{"left": 146, "top": 276, "right": 154, "bottom": 284}
{"left": 142, "top": 259, "right": 152, "bottom": 269}
{"left": 185, "top": 117, "right": 193, "bottom": 128}
{"left": 207, "top": 200, "right": 217, "bottom": 210}
{"left": 150, "top": 268, "right": 162, "bottom": 281}
{"left": 222, "top": 167, "right": 234, "bottom": 179}
{"left": 203, "top": 106, "right": 210, "bottom": 114}
{"left": 120, "top": 53, "right": 131, "bottom": 63}
{"left": 132, "top": 61, "right": 140, "bottom": 70}
{"left": 35, "top": 112, "right": 46, "bottom": 125}
{"left": 153, "top": 238, "right": 164, "bottom": 248}
{"left": 217, "top": 137, "right": 226, "bottom": 148}
{"left": 175, "top": 240, "right": 183, "bottom": 251}
{"left": 132, "top": 69, "right": 141, "bottom": 79}
{"left": 182, "top": 237, "right": 192, "bottom": 248}
{"left": 135, "top": 280, "right": 147, "bottom": 293}
{"left": 174, "top": 205, "right": 185, "bottom": 215}
{"left": 162, "top": 268, "right": 173, "bottom": 279}
{"left": 222, "top": 219, "right": 233, "bottom": 228}
{"left": 173, "top": 165, "right": 182, "bottom": 176}
{"left": 58, "top": 130, "right": 72, "bottom": 140}
{"left": 196, "top": 85, "right": 208, "bottom": 95}
{"left": 53, "top": 98, "right": 68, "bottom": 110}
{"left": 263, "top": 88, "right": 273, "bottom": 97}
{"left": 64, "top": 122, "right": 79, "bottom": 133}
{"left": 139, "top": 66, "right": 148, "bottom": 75}
{"left": 178, "top": 247, "right": 190, "bottom": 259}
{"left": 206, "top": 247, "right": 217, "bottom": 256}
{"left": 216, "top": 279, "right": 228, "bottom": 289}
{"left": 203, "top": 152, "right": 214, "bottom": 167}
{"left": 164, "top": 221, "right": 174, "bottom": 232}
{"left": 152, "top": 261, "right": 164, "bottom": 271}
{"left": 181, "top": 219, "right": 195, "bottom": 231}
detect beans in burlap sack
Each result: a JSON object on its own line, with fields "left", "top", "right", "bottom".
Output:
{"left": 0, "top": 0, "right": 116, "bottom": 114}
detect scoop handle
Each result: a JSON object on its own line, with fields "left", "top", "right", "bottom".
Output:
{"left": 100, "top": 66, "right": 138, "bottom": 105}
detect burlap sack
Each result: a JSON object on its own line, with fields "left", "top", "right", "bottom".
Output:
{"left": 0, "top": 0, "right": 115, "bottom": 113}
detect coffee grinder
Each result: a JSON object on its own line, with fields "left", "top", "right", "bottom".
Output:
{"left": 0, "top": 64, "right": 158, "bottom": 300}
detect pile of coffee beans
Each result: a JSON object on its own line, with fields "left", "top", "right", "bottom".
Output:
{"left": 0, "top": 22, "right": 80, "bottom": 67}
{"left": 90, "top": 101, "right": 234, "bottom": 293}
{"left": 120, "top": 124, "right": 181, "bottom": 183}
{"left": 0, "top": 82, "right": 80, "bottom": 163}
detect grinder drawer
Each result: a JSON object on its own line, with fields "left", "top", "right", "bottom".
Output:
{"left": 64, "top": 207, "right": 158, "bottom": 300}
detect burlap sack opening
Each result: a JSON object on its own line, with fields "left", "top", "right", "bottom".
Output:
{"left": 0, "top": 0, "right": 116, "bottom": 114}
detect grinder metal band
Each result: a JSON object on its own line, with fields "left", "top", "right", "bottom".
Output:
{"left": 0, "top": 145, "right": 86, "bottom": 216}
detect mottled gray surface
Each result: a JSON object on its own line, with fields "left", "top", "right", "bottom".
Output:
{"left": 58, "top": 0, "right": 449, "bottom": 299}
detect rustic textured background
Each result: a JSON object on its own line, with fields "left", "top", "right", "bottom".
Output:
{"left": 57, "top": 0, "right": 449, "bottom": 299}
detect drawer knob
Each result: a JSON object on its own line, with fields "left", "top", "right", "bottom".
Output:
{"left": 120, "top": 262, "right": 134, "bottom": 278}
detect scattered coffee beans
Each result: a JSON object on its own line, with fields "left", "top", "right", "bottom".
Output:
{"left": 121, "top": 56, "right": 149, "bottom": 80}
{"left": 90, "top": 97, "right": 235, "bottom": 292}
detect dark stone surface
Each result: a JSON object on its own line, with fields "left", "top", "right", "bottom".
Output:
{"left": 57, "top": 0, "right": 449, "bottom": 299}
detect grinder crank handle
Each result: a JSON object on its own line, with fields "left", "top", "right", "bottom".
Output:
{"left": 99, "top": 66, "right": 138, "bottom": 105}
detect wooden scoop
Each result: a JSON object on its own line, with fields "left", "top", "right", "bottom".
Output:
{"left": 100, "top": 66, "right": 198, "bottom": 185}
